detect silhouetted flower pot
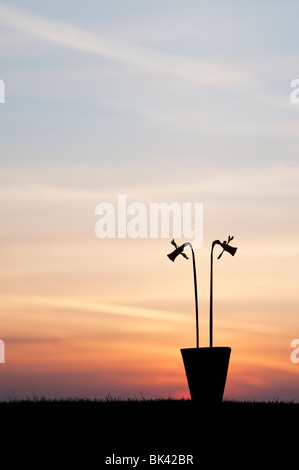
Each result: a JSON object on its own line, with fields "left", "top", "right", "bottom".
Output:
{"left": 168, "top": 237, "right": 237, "bottom": 405}
{"left": 181, "top": 347, "right": 231, "bottom": 405}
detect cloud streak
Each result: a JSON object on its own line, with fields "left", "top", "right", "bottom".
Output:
{"left": 1, "top": 162, "right": 299, "bottom": 202}
{"left": 1, "top": 293, "right": 187, "bottom": 324}
{"left": 0, "top": 2, "right": 253, "bottom": 87}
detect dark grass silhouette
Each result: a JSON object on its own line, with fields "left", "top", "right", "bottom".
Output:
{"left": 1, "top": 398, "right": 298, "bottom": 466}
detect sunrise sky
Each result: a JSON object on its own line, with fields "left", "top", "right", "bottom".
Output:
{"left": 1, "top": 1, "right": 299, "bottom": 401}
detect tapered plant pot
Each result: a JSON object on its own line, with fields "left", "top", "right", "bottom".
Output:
{"left": 181, "top": 347, "right": 231, "bottom": 405}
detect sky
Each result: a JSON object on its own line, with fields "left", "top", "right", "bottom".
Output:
{"left": 0, "top": 0, "right": 299, "bottom": 401}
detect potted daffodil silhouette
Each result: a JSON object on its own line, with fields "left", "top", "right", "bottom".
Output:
{"left": 167, "top": 236, "right": 237, "bottom": 405}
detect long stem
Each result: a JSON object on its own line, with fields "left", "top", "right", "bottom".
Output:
{"left": 210, "top": 247, "right": 213, "bottom": 348}
{"left": 210, "top": 240, "right": 222, "bottom": 348}
{"left": 185, "top": 243, "right": 199, "bottom": 348}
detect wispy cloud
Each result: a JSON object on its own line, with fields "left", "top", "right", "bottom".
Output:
{"left": 1, "top": 293, "right": 282, "bottom": 337}
{"left": 1, "top": 162, "right": 299, "bottom": 202}
{"left": 1, "top": 293, "right": 187, "bottom": 325}
{"left": 0, "top": 2, "right": 253, "bottom": 88}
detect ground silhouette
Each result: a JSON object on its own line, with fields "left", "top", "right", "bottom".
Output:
{"left": 0, "top": 398, "right": 297, "bottom": 467}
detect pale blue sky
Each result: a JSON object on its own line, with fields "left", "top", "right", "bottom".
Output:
{"left": 1, "top": 1, "right": 298, "bottom": 237}
{"left": 1, "top": 1, "right": 299, "bottom": 170}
